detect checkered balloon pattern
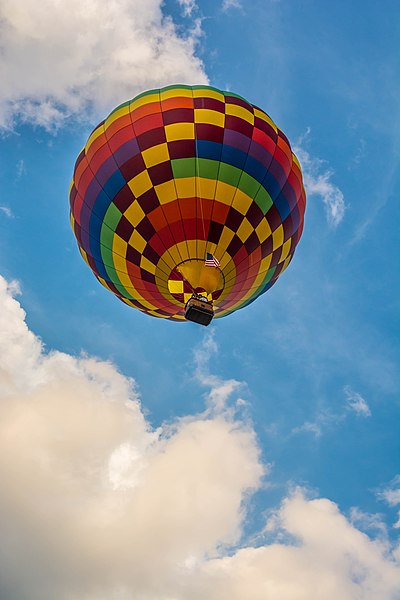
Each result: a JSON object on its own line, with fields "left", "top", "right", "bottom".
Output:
{"left": 70, "top": 85, "right": 306, "bottom": 321}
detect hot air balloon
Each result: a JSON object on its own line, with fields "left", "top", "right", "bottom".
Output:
{"left": 70, "top": 85, "right": 306, "bottom": 325}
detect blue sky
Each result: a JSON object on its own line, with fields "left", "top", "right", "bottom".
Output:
{"left": 0, "top": 1, "right": 399, "bottom": 598}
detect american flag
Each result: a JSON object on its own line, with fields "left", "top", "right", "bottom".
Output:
{"left": 205, "top": 253, "right": 220, "bottom": 268}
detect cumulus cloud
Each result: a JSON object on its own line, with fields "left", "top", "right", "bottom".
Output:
{"left": 0, "top": 0, "right": 207, "bottom": 130}
{"left": 344, "top": 385, "right": 371, "bottom": 417}
{"left": 294, "top": 133, "right": 346, "bottom": 226}
{"left": 0, "top": 275, "right": 262, "bottom": 599}
{"left": 190, "top": 491, "right": 400, "bottom": 600}
{"left": 0, "top": 275, "right": 399, "bottom": 599}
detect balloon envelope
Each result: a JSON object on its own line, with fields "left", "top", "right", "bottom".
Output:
{"left": 70, "top": 85, "right": 306, "bottom": 321}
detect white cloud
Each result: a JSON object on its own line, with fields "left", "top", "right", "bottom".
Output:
{"left": 193, "top": 329, "right": 243, "bottom": 412}
{"left": 0, "top": 206, "right": 13, "bottom": 218}
{"left": 294, "top": 135, "right": 346, "bottom": 226}
{"left": 0, "top": 275, "right": 262, "bottom": 599}
{"left": 292, "top": 386, "right": 371, "bottom": 438}
{"left": 177, "top": 0, "right": 197, "bottom": 17}
{"left": 0, "top": 275, "right": 399, "bottom": 599}
{"left": 222, "top": 0, "right": 242, "bottom": 10}
{"left": 350, "top": 507, "right": 388, "bottom": 537}
{"left": 16, "top": 158, "right": 26, "bottom": 178}
{"left": 292, "top": 419, "right": 324, "bottom": 437}
{"left": 292, "top": 406, "right": 345, "bottom": 438}
{"left": 349, "top": 138, "right": 367, "bottom": 170}
{"left": 0, "top": 0, "right": 207, "bottom": 130}
{"left": 381, "top": 480, "right": 400, "bottom": 507}
{"left": 378, "top": 476, "right": 400, "bottom": 529}
{"left": 186, "top": 491, "right": 400, "bottom": 600}
{"left": 344, "top": 385, "right": 371, "bottom": 417}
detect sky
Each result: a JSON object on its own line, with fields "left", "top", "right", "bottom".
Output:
{"left": 0, "top": 0, "right": 399, "bottom": 598}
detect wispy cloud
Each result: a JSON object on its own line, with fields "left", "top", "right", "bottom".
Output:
{"left": 350, "top": 507, "right": 387, "bottom": 537}
{"left": 344, "top": 385, "right": 371, "bottom": 417}
{"left": 16, "top": 158, "right": 26, "bottom": 178}
{"left": 193, "top": 329, "right": 243, "bottom": 413}
{"left": 378, "top": 476, "right": 400, "bottom": 528}
{"left": 349, "top": 138, "right": 367, "bottom": 170}
{"left": 380, "top": 478, "right": 400, "bottom": 507}
{"left": 0, "top": 206, "right": 13, "bottom": 218}
{"left": 222, "top": 0, "right": 242, "bottom": 10}
{"left": 0, "top": 0, "right": 207, "bottom": 130}
{"left": 177, "top": 0, "right": 197, "bottom": 17}
{"left": 292, "top": 386, "right": 371, "bottom": 438}
{"left": 294, "top": 131, "right": 346, "bottom": 226}
{"left": 292, "top": 409, "right": 342, "bottom": 438}
{"left": 348, "top": 153, "right": 398, "bottom": 246}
